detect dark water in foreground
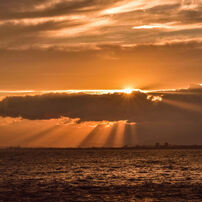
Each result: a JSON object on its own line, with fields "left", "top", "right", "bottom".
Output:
{"left": 0, "top": 149, "right": 201, "bottom": 201}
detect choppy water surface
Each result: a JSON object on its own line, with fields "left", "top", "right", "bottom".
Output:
{"left": 0, "top": 148, "right": 201, "bottom": 201}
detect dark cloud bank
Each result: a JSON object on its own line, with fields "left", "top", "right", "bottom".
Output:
{"left": 0, "top": 88, "right": 202, "bottom": 145}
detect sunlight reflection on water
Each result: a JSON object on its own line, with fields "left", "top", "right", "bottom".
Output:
{"left": 0, "top": 149, "right": 201, "bottom": 201}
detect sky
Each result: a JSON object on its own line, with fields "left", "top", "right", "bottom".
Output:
{"left": 0, "top": 0, "right": 202, "bottom": 147}
{"left": 0, "top": 0, "right": 202, "bottom": 90}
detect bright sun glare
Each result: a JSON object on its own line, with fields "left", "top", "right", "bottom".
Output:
{"left": 123, "top": 88, "right": 133, "bottom": 94}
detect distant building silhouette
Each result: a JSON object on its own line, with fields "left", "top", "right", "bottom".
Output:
{"left": 164, "top": 142, "right": 169, "bottom": 147}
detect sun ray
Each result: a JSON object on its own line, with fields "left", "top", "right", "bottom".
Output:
{"left": 103, "top": 123, "right": 118, "bottom": 147}
{"left": 162, "top": 98, "right": 202, "bottom": 113}
{"left": 22, "top": 125, "right": 59, "bottom": 147}
{"left": 78, "top": 125, "right": 103, "bottom": 148}
{"left": 114, "top": 121, "right": 127, "bottom": 147}
{"left": 120, "top": 122, "right": 137, "bottom": 147}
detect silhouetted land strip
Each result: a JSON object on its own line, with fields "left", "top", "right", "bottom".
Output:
{"left": 1, "top": 145, "right": 202, "bottom": 150}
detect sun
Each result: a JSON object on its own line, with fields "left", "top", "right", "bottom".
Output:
{"left": 123, "top": 88, "right": 133, "bottom": 94}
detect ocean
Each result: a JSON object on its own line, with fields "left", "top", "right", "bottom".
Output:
{"left": 0, "top": 148, "right": 201, "bottom": 201}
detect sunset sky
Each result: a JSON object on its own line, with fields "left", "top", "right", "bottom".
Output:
{"left": 0, "top": 0, "right": 202, "bottom": 90}
{"left": 0, "top": 0, "right": 202, "bottom": 147}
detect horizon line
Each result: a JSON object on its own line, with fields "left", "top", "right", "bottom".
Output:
{"left": 0, "top": 84, "right": 201, "bottom": 95}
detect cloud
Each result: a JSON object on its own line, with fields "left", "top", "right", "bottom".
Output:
{"left": 132, "top": 22, "right": 202, "bottom": 31}
{"left": 0, "top": 88, "right": 202, "bottom": 122}
{"left": 101, "top": 0, "right": 178, "bottom": 15}
{"left": 0, "top": 0, "right": 202, "bottom": 50}
{"left": 0, "top": 87, "right": 202, "bottom": 146}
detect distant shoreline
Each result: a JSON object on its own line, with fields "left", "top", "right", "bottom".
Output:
{"left": 1, "top": 145, "right": 202, "bottom": 150}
